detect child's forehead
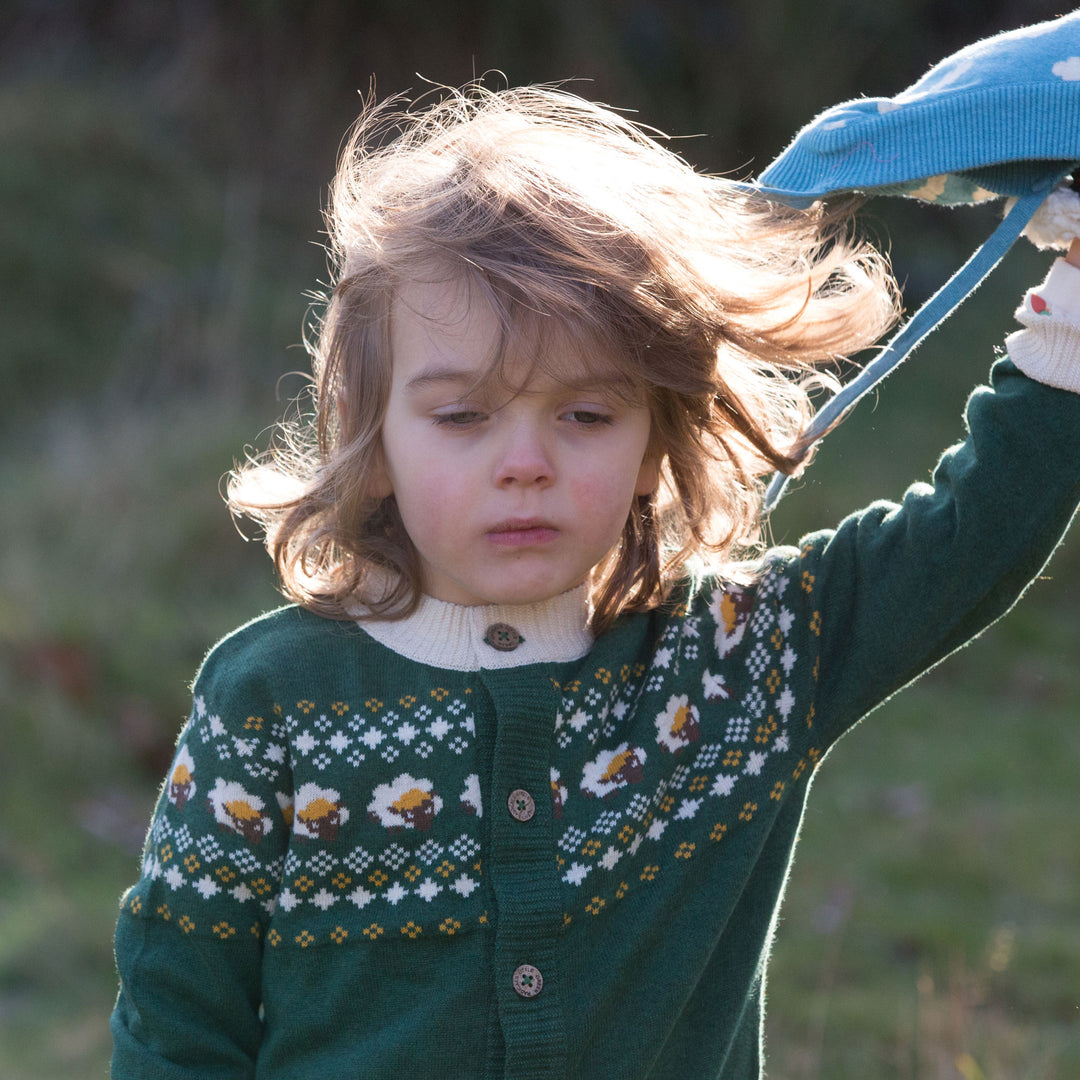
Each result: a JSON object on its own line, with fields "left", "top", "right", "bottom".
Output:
{"left": 389, "top": 273, "right": 636, "bottom": 394}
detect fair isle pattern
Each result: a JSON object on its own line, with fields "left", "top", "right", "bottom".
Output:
{"left": 131, "top": 683, "right": 491, "bottom": 945}
{"left": 546, "top": 561, "right": 822, "bottom": 923}
{"left": 124, "top": 556, "right": 825, "bottom": 947}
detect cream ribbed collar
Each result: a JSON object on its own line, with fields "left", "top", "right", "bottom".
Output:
{"left": 355, "top": 585, "right": 594, "bottom": 672}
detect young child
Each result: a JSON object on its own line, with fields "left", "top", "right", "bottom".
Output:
{"left": 110, "top": 85, "right": 1080, "bottom": 1079}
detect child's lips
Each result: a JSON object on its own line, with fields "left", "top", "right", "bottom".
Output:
{"left": 486, "top": 519, "right": 560, "bottom": 547}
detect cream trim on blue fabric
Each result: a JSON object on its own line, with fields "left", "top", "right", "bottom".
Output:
{"left": 1005, "top": 258, "right": 1080, "bottom": 394}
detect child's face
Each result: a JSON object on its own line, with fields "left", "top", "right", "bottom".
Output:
{"left": 376, "top": 276, "right": 658, "bottom": 607}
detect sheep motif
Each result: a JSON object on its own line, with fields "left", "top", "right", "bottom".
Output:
{"left": 654, "top": 694, "right": 700, "bottom": 754}
{"left": 167, "top": 746, "right": 196, "bottom": 810}
{"left": 711, "top": 585, "right": 753, "bottom": 658}
{"left": 207, "top": 777, "right": 273, "bottom": 845}
{"left": 581, "top": 743, "right": 646, "bottom": 799}
{"left": 460, "top": 774, "right": 483, "bottom": 817}
{"left": 293, "top": 783, "right": 350, "bottom": 841}
{"left": 368, "top": 773, "right": 443, "bottom": 832}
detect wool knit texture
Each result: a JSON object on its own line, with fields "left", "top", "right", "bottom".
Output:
{"left": 112, "top": 265, "right": 1080, "bottom": 1079}
{"left": 758, "top": 12, "right": 1080, "bottom": 205}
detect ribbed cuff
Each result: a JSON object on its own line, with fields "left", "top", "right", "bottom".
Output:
{"left": 1004, "top": 258, "right": 1080, "bottom": 393}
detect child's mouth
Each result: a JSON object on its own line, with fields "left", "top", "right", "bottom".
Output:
{"left": 486, "top": 520, "right": 560, "bottom": 547}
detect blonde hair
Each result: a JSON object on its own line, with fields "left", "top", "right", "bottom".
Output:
{"left": 229, "top": 83, "right": 898, "bottom": 633}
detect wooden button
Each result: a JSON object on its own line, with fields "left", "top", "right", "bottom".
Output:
{"left": 507, "top": 789, "right": 536, "bottom": 822}
{"left": 512, "top": 964, "right": 543, "bottom": 998}
{"left": 484, "top": 623, "right": 522, "bottom": 651}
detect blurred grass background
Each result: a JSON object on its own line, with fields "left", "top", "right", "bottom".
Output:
{"left": 1, "top": 2, "right": 1078, "bottom": 1077}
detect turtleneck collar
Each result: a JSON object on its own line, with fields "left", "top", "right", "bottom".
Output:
{"left": 353, "top": 584, "right": 594, "bottom": 672}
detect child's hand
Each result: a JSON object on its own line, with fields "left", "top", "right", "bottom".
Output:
{"left": 1017, "top": 180, "right": 1080, "bottom": 251}
{"left": 1066, "top": 237, "right": 1080, "bottom": 270}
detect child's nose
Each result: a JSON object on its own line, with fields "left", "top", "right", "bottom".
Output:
{"left": 493, "top": 420, "right": 554, "bottom": 488}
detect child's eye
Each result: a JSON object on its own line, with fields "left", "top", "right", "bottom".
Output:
{"left": 432, "top": 409, "right": 486, "bottom": 427}
{"left": 563, "top": 410, "right": 613, "bottom": 426}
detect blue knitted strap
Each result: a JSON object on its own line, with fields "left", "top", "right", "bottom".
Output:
{"left": 762, "top": 187, "right": 1049, "bottom": 511}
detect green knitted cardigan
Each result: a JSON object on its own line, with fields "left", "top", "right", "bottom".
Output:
{"left": 112, "top": 268, "right": 1080, "bottom": 1079}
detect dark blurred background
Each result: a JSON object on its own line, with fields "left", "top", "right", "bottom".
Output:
{"left": 2, "top": 2, "right": 1078, "bottom": 1077}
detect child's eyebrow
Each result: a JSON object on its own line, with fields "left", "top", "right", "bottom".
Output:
{"left": 404, "top": 365, "right": 638, "bottom": 396}
{"left": 404, "top": 365, "right": 480, "bottom": 393}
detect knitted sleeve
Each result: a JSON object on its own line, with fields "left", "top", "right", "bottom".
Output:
{"left": 795, "top": 260, "right": 1080, "bottom": 746}
{"left": 110, "top": 625, "right": 295, "bottom": 1078}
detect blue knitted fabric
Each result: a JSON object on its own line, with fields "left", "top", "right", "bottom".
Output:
{"left": 756, "top": 12, "right": 1080, "bottom": 509}
{"left": 758, "top": 12, "right": 1080, "bottom": 206}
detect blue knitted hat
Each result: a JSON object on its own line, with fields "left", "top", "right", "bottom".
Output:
{"left": 756, "top": 12, "right": 1080, "bottom": 509}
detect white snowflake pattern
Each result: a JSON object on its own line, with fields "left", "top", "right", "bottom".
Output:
{"left": 294, "top": 731, "right": 318, "bottom": 756}
{"left": 395, "top": 722, "right": 419, "bottom": 745}
{"left": 417, "top": 839, "right": 445, "bottom": 864}
{"left": 428, "top": 717, "right": 451, "bottom": 741}
{"left": 416, "top": 878, "right": 441, "bottom": 902}
{"left": 600, "top": 846, "right": 622, "bottom": 871}
{"left": 693, "top": 744, "right": 724, "bottom": 769}
{"left": 746, "top": 642, "right": 771, "bottom": 679}
{"left": 343, "top": 847, "right": 374, "bottom": 874}
{"left": 744, "top": 752, "right": 767, "bottom": 776}
{"left": 726, "top": 717, "right": 751, "bottom": 742}
{"left": 451, "top": 874, "right": 478, "bottom": 897}
{"left": 591, "top": 810, "right": 622, "bottom": 835}
{"left": 231, "top": 848, "right": 260, "bottom": 874}
{"left": 347, "top": 885, "right": 374, "bottom": 909}
{"left": 449, "top": 834, "right": 480, "bottom": 861}
{"left": 559, "top": 826, "right": 587, "bottom": 853}
{"left": 195, "top": 836, "right": 223, "bottom": 862}
{"left": 312, "top": 888, "right": 337, "bottom": 911}
{"left": 563, "top": 862, "right": 591, "bottom": 886}
{"left": 381, "top": 843, "right": 409, "bottom": 870}
{"left": 776, "top": 687, "right": 796, "bottom": 720}
{"left": 711, "top": 774, "right": 736, "bottom": 797}
{"left": 742, "top": 686, "right": 766, "bottom": 718}
{"left": 307, "top": 850, "right": 337, "bottom": 875}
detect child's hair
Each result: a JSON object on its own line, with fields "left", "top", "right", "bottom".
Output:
{"left": 229, "top": 83, "right": 898, "bottom": 633}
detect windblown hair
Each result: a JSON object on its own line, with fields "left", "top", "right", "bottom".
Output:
{"left": 229, "top": 83, "right": 899, "bottom": 633}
